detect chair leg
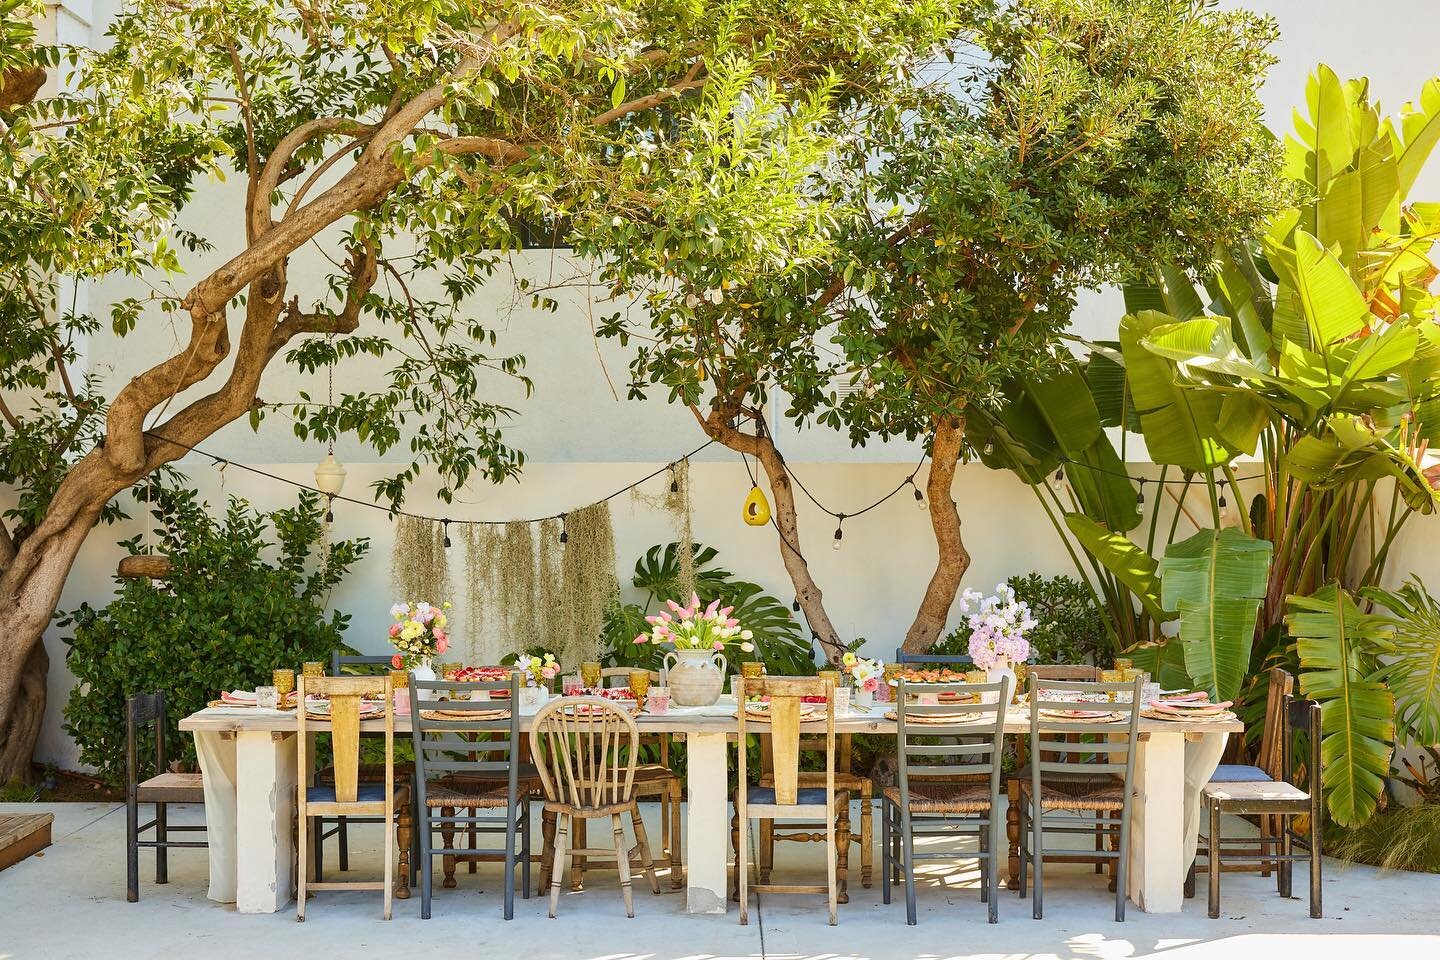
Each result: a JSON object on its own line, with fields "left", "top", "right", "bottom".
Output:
{"left": 155, "top": 801, "right": 169, "bottom": 884}
{"left": 338, "top": 815, "right": 349, "bottom": 872}
{"left": 1279, "top": 814, "right": 1294, "bottom": 899}
{"left": 737, "top": 810, "right": 749, "bottom": 926}
{"left": 836, "top": 791, "right": 851, "bottom": 904}
{"left": 503, "top": 801, "right": 517, "bottom": 921}
{"left": 979, "top": 815, "right": 990, "bottom": 904}
{"left": 629, "top": 806, "right": 661, "bottom": 895}
{"left": 758, "top": 817, "right": 773, "bottom": 884}
{"left": 571, "top": 817, "right": 587, "bottom": 891}
{"left": 826, "top": 807, "right": 839, "bottom": 926}
{"left": 395, "top": 805, "right": 412, "bottom": 900}
{"left": 1309, "top": 815, "right": 1323, "bottom": 919}
{"left": 668, "top": 780, "right": 684, "bottom": 889}
{"left": 440, "top": 806, "right": 457, "bottom": 889}
{"left": 296, "top": 807, "right": 308, "bottom": 922}
{"left": 125, "top": 790, "right": 140, "bottom": 903}
{"left": 902, "top": 805, "right": 917, "bottom": 926}
{"left": 420, "top": 811, "right": 434, "bottom": 920}
{"left": 468, "top": 807, "right": 478, "bottom": 874}
{"left": 613, "top": 814, "right": 636, "bottom": 918}
{"left": 540, "top": 808, "right": 557, "bottom": 897}
{"left": 1006, "top": 779, "right": 1021, "bottom": 890}
{"left": 730, "top": 809, "right": 741, "bottom": 902}
{"left": 988, "top": 811, "right": 1001, "bottom": 924}
{"left": 1031, "top": 799, "right": 1044, "bottom": 920}
{"left": 521, "top": 805, "right": 533, "bottom": 900}
{"left": 881, "top": 800, "right": 892, "bottom": 905}
{"left": 860, "top": 782, "right": 873, "bottom": 889}
{"left": 1115, "top": 808, "right": 1130, "bottom": 922}
{"left": 548, "top": 813, "right": 568, "bottom": 919}
{"left": 1017, "top": 796, "right": 1028, "bottom": 899}
{"left": 383, "top": 813, "right": 394, "bottom": 921}
{"left": 1208, "top": 800, "right": 1222, "bottom": 919}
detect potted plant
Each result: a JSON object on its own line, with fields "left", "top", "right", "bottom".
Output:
{"left": 958, "top": 584, "right": 1034, "bottom": 699}
{"left": 387, "top": 600, "right": 452, "bottom": 680}
{"left": 633, "top": 593, "right": 753, "bottom": 706}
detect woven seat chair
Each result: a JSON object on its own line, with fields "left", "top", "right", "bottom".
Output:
{"left": 410, "top": 673, "right": 534, "bottom": 919}
{"left": 1016, "top": 676, "right": 1143, "bottom": 921}
{"left": 1203, "top": 695, "right": 1323, "bottom": 920}
{"left": 557, "top": 667, "right": 683, "bottom": 893}
{"left": 314, "top": 653, "right": 418, "bottom": 885}
{"left": 296, "top": 674, "right": 409, "bottom": 921}
{"left": 757, "top": 730, "right": 870, "bottom": 899}
{"left": 125, "top": 691, "right": 207, "bottom": 902}
{"left": 532, "top": 696, "right": 661, "bottom": 918}
{"left": 882, "top": 676, "right": 1010, "bottom": 924}
{"left": 734, "top": 675, "right": 842, "bottom": 926}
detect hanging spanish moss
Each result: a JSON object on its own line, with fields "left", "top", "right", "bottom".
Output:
{"left": 498, "top": 519, "right": 539, "bottom": 649}
{"left": 461, "top": 522, "right": 499, "bottom": 662}
{"left": 558, "top": 502, "right": 619, "bottom": 664}
{"left": 536, "top": 517, "right": 564, "bottom": 637}
{"left": 391, "top": 514, "right": 450, "bottom": 606}
{"left": 632, "top": 457, "right": 695, "bottom": 598}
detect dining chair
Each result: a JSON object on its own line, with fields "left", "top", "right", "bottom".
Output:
{"left": 894, "top": 646, "right": 973, "bottom": 668}
{"left": 1005, "top": 664, "right": 1104, "bottom": 891}
{"left": 1202, "top": 694, "right": 1324, "bottom": 919}
{"left": 1017, "top": 676, "right": 1143, "bottom": 921}
{"left": 532, "top": 696, "right": 661, "bottom": 918}
{"left": 124, "top": 691, "right": 207, "bottom": 902}
{"left": 883, "top": 676, "right": 1010, "bottom": 924}
{"left": 734, "top": 675, "right": 841, "bottom": 925}
{"left": 295, "top": 674, "right": 408, "bottom": 921}
{"left": 1187, "top": 667, "right": 1295, "bottom": 895}
{"left": 316, "top": 653, "right": 417, "bottom": 884}
{"left": 410, "top": 673, "right": 536, "bottom": 919}
{"left": 555, "top": 666, "right": 681, "bottom": 891}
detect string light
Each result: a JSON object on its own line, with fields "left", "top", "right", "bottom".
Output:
{"left": 832, "top": 514, "right": 845, "bottom": 550}
{"left": 982, "top": 438, "right": 994, "bottom": 456}
{"left": 442, "top": 519, "right": 452, "bottom": 548}
{"left": 559, "top": 513, "right": 568, "bottom": 544}
{"left": 792, "top": 598, "right": 801, "bottom": 612}
{"left": 669, "top": 463, "right": 679, "bottom": 493}
{"left": 1136, "top": 479, "right": 1146, "bottom": 505}
{"left": 909, "top": 477, "right": 927, "bottom": 511}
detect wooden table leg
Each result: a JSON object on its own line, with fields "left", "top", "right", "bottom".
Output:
{"left": 234, "top": 730, "right": 297, "bottom": 913}
{"left": 1006, "top": 778, "right": 1021, "bottom": 890}
{"left": 395, "top": 804, "right": 412, "bottom": 900}
{"left": 441, "top": 806, "right": 457, "bottom": 888}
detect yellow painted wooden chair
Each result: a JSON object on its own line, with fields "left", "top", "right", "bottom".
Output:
{"left": 734, "top": 675, "right": 840, "bottom": 925}
{"left": 296, "top": 675, "right": 408, "bottom": 921}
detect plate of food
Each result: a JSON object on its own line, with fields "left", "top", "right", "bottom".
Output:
{"left": 889, "top": 667, "right": 969, "bottom": 685}
{"left": 885, "top": 708, "right": 984, "bottom": 725}
{"left": 737, "top": 699, "right": 825, "bottom": 722}
{"left": 1038, "top": 707, "right": 1126, "bottom": 722}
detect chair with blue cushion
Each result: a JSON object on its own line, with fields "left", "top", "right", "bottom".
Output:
{"left": 295, "top": 674, "right": 408, "bottom": 921}
{"left": 733, "top": 675, "right": 841, "bottom": 925}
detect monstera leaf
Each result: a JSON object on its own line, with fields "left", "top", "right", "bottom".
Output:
{"left": 1365, "top": 578, "right": 1440, "bottom": 746}
{"left": 1286, "top": 585, "right": 1397, "bottom": 827}
{"left": 1158, "top": 528, "right": 1272, "bottom": 702}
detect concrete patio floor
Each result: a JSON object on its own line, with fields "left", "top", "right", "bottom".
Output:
{"left": 2, "top": 801, "right": 1437, "bottom": 960}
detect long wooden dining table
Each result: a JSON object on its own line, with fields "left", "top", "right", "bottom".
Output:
{"left": 179, "top": 698, "right": 1237, "bottom": 917}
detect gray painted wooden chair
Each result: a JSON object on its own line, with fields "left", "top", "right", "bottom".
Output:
{"left": 1017, "top": 676, "right": 1142, "bottom": 921}
{"left": 316, "top": 653, "right": 417, "bottom": 883}
{"left": 1203, "top": 695, "right": 1323, "bottom": 919}
{"left": 125, "top": 691, "right": 206, "bottom": 902}
{"left": 532, "top": 696, "right": 660, "bottom": 918}
{"left": 410, "top": 673, "right": 535, "bottom": 919}
{"left": 883, "top": 676, "right": 1010, "bottom": 924}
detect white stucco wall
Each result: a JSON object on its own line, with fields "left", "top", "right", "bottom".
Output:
{"left": 14, "top": 0, "right": 1440, "bottom": 769}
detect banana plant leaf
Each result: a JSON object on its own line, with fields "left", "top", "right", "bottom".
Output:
{"left": 1064, "top": 513, "right": 1170, "bottom": 624}
{"left": 1364, "top": 578, "right": 1440, "bottom": 746}
{"left": 1158, "top": 528, "right": 1273, "bottom": 702}
{"left": 1120, "top": 637, "right": 1193, "bottom": 691}
{"left": 1121, "top": 310, "right": 1238, "bottom": 469}
{"left": 1286, "top": 584, "right": 1396, "bottom": 827}
{"left": 1283, "top": 415, "right": 1439, "bottom": 512}
{"left": 1388, "top": 76, "right": 1440, "bottom": 197}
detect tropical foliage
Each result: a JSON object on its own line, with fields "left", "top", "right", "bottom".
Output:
{"left": 59, "top": 489, "right": 366, "bottom": 785}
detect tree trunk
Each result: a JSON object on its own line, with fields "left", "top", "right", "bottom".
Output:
{"left": 691, "top": 404, "right": 845, "bottom": 664}
{"left": 0, "top": 644, "right": 48, "bottom": 784}
{"left": 901, "top": 417, "right": 970, "bottom": 653}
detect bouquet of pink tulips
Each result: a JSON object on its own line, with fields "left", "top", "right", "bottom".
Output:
{"left": 634, "top": 592, "right": 756, "bottom": 654}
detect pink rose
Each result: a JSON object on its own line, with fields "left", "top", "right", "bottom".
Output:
{"left": 434, "top": 628, "right": 447, "bottom": 642}
{"left": 390, "top": 654, "right": 404, "bottom": 669}
{"left": 389, "top": 623, "right": 401, "bottom": 638}
{"left": 436, "top": 637, "right": 449, "bottom": 654}
{"left": 863, "top": 677, "right": 880, "bottom": 693}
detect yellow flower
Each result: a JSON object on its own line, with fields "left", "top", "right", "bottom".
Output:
{"left": 842, "top": 652, "right": 857, "bottom": 667}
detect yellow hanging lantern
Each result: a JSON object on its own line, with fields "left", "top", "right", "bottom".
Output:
{"left": 742, "top": 486, "right": 771, "bottom": 526}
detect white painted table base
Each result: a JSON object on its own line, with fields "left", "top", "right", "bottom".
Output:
{"left": 183, "top": 703, "right": 1233, "bottom": 916}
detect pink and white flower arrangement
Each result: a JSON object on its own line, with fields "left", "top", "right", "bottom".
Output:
{"left": 958, "top": 583, "right": 1036, "bottom": 670}
{"left": 516, "top": 653, "right": 560, "bottom": 688}
{"left": 634, "top": 593, "right": 756, "bottom": 654}
{"left": 841, "top": 651, "right": 884, "bottom": 694}
{"left": 388, "top": 600, "right": 452, "bottom": 670}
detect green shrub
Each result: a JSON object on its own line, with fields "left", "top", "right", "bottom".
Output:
{"left": 1328, "top": 803, "right": 1440, "bottom": 873}
{"left": 60, "top": 486, "right": 367, "bottom": 785}
{"left": 932, "top": 572, "right": 1109, "bottom": 666}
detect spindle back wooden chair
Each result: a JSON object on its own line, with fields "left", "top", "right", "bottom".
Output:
{"left": 531, "top": 696, "right": 660, "bottom": 918}
{"left": 884, "top": 677, "right": 1011, "bottom": 924}
{"left": 734, "top": 675, "right": 840, "bottom": 925}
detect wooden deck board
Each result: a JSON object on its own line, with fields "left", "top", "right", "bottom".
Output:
{"left": 0, "top": 813, "right": 54, "bottom": 872}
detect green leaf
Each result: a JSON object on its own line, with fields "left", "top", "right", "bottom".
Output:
{"left": 1389, "top": 77, "right": 1440, "bottom": 197}
{"left": 1286, "top": 584, "right": 1396, "bottom": 827}
{"left": 1364, "top": 578, "right": 1440, "bottom": 747}
{"left": 1158, "top": 528, "right": 1272, "bottom": 702}
{"left": 1293, "top": 231, "right": 1369, "bottom": 350}
{"left": 1064, "top": 513, "right": 1170, "bottom": 624}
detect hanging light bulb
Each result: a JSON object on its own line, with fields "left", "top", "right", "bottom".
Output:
{"left": 669, "top": 463, "right": 679, "bottom": 493}
{"left": 559, "top": 513, "right": 568, "bottom": 544}
{"left": 1136, "top": 479, "right": 1146, "bottom": 504}
{"left": 911, "top": 477, "right": 927, "bottom": 511}
{"left": 982, "top": 438, "right": 994, "bottom": 456}
{"left": 792, "top": 598, "right": 801, "bottom": 612}
{"left": 442, "top": 519, "right": 452, "bottom": 549}
{"left": 1055, "top": 468, "right": 1064, "bottom": 483}
{"left": 832, "top": 515, "right": 845, "bottom": 550}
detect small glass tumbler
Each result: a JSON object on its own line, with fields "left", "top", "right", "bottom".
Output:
{"left": 562, "top": 673, "right": 584, "bottom": 697}
{"left": 834, "top": 686, "right": 852, "bottom": 714}
{"left": 302, "top": 661, "right": 324, "bottom": 679}
{"left": 255, "top": 686, "right": 279, "bottom": 710}
{"left": 740, "top": 661, "right": 765, "bottom": 680}
{"left": 647, "top": 687, "right": 671, "bottom": 715}
{"left": 628, "top": 670, "right": 652, "bottom": 701}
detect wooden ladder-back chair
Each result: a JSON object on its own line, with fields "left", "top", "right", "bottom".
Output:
{"left": 316, "top": 653, "right": 417, "bottom": 884}
{"left": 1017, "top": 676, "right": 1143, "bottom": 921}
{"left": 125, "top": 691, "right": 206, "bottom": 902}
{"left": 1005, "top": 664, "right": 1102, "bottom": 890}
{"left": 532, "top": 697, "right": 660, "bottom": 918}
{"left": 296, "top": 674, "right": 408, "bottom": 921}
{"left": 410, "top": 673, "right": 536, "bottom": 919}
{"left": 883, "top": 676, "right": 1011, "bottom": 924}
{"left": 734, "top": 675, "right": 841, "bottom": 926}
{"left": 1203, "top": 695, "right": 1324, "bottom": 919}
{"left": 556, "top": 667, "right": 682, "bottom": 891}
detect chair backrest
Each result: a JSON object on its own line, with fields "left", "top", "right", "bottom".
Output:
{"left": 1029, "top": 664, "right": 1101, "bottom": 681}
{"left": 895, "top": 678, "right": 1010, "bottom": 803}
{"left": 126, "top": 691, "right": 167, "bottom": 789}
{"left": 894, "top": 646, "right": 973, "bottom": 667}
{"left": 1281, "top": 693, "right": 1324, "bottom": 795}
{"left": 737, "top": 675, "right": 835, "bottom": 806}
{"left": 332, "top": 652, "right": 396, "bottom": 676}
{"left": 531, "top": 697, "right": 640, "bottom": 811}
{"left": 598, "top": 666, "right": 661, "bottom": 686}
{"left": 1026, "top": 677, "right": 1143, "bottom": 787}
{"left": 1258, "top": 667, "right": 1295, "bottom": 780}
{"left": 298, "top": 674, "right": 393, "bottom": 804}
{"left": 410, "top": 674, "right": 522, "bottom": 804}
